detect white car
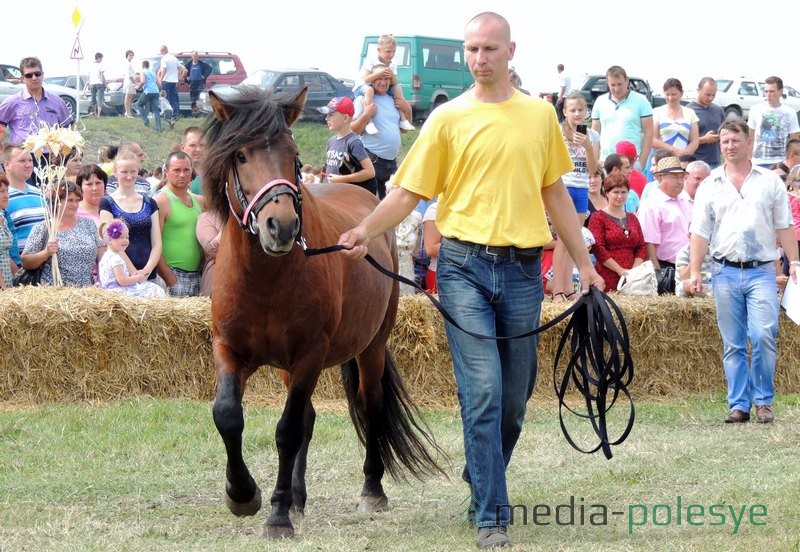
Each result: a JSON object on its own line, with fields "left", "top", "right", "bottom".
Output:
{"left": 1, "top": 63, "right": 90, "bottom": 120}
{"left": 710, "top": 77, "right": 800, "bottom": 121}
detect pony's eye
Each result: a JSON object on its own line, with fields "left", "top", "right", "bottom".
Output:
{"left": 235, "top": 152, "right": 247, "bottom": 164}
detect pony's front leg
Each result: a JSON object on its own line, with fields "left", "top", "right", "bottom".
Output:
{"left": 265, "top": 370, "right": 319, "bottom": 539}
{"left": 212, "top": 343, "right": 262, "bottom": 517}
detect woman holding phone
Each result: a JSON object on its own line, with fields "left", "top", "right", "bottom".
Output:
{"left": 551, "top": 91, "right": 601, "bottom": 302}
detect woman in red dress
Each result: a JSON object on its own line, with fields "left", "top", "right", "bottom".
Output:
{"left": 588, "top": 173, "right": 647, "bottom": 291}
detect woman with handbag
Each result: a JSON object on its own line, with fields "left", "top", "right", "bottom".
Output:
{"left": 588, "top": 173, "right": 648, "bottom": 291}
{"left": 0, "top": 174, "right": 19, "bottom": 289}
{"left": 21, "top": 182, "right": 104, "bottom": 287}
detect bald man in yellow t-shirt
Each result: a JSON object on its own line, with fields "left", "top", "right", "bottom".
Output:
{"left": 339, "top": 12, "right": 604, "bottom": 549}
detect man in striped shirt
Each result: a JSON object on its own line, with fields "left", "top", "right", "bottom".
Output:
{"left": 2, "top": 144, "right": 45, "bottom": 265}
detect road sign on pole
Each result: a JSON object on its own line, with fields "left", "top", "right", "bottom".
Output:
{"left": 70, "top": 36, "right": 84, "bottom": 60}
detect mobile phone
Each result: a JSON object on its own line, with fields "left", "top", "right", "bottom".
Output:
{"left": 576, "top": 124, "right": 587, "bottom": 134}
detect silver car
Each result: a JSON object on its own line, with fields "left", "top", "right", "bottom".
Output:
{"left": 1, "top": 63, "right": 90, "bottom": 119}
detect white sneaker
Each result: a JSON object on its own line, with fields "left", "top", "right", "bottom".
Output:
{"left": 365, "top": 122, "right": 379, "bottom": 135}
{"left": 399, "top": 119, "right": 416, "bottom": 131}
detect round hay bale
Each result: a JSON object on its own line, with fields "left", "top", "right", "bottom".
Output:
{"left": 1, "top": 287, "right": 798, "bottom": 406}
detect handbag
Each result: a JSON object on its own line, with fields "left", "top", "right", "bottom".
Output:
{"left": 616, "top": 260, "right": 658, "bottom": 296}
{"left": 12, "top": 266, "right": 43, "bottom": 287}
{"left": 12, "top": 228, "right": 48, "bottom": 287}
{"left": 655, "top": 265, "right": 676, "bottom": 295}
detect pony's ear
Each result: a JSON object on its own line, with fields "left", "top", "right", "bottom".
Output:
{"left": 283, "top": 86, "right": 308, "bottom": 127}
{"left": 209, "top": 89, "right": 234, "bottom": 122}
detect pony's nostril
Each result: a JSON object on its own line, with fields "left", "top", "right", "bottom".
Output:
{"left": 267, "top": 217, "right": 279, "bottom": 238}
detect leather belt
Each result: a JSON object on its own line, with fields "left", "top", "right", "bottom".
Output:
{"left": 713, "top": 258, "right": 771, "bottom": 269}
{"left": 445, "top": 237, "right": 543, "bottom": 260}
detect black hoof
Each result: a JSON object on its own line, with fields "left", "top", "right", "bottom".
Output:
{"left": 225, "top": 484, "right": 262, "bottom": 517}
{"left": 264, "top": 519, "right": 294, "bottom": 539}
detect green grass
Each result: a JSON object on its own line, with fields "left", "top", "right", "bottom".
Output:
{"left": 1, "top": 396, "right": 798, "bottom": 551}
{"left": 76, "top": 116, "right": 419, "bottom": 175}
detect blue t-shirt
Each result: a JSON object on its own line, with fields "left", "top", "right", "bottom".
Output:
{"left": 323, "top": 132, "right": 369, "bottom": 180}
{"left": 592, "top": 91, "right": 653, "bottom": 160}
{"left": 354, "top": 94, "right": 402, "bottom": 161}
{"left": 99, "top": 195, "right": 159, "bottom": 279}
{"left": 141, "top": 69, "right": 159, "bottom": 94}
{"left": 687, "top": 101, "right": 724, "bottom": 167}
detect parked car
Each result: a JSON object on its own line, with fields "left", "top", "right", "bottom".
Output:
{"left": 199, "top": 68, "right": 353, "bottom": 121}
{"left": 687, "top": 77, "right": 800, "bottom": 121}
{"left": 360, "top": 35, "right": 474, "bottom": 119}
{"left": 539, "top": 74, "right": 664, "bottom": 119}
{"left": 0, "top": 63, "right": 90, "bottom": 119}
{"left": 44, "top": 75, "right": 88, "bottom": 91}
{"left": 103, "top": 51, "right": 247, "bottom": 116}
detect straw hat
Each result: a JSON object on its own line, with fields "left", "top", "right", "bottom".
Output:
{"left": 653, "top": 156, "right": 686, "bottom": 174}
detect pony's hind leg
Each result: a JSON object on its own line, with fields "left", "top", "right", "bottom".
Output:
{"left": 265, "top": 370, "right": 319, "bottom": 539}
{"left": 212, "top": 354, "right": 262, "bottom": 517}
{"left": 340, "top": 357, "right": 389, "bottom": 513}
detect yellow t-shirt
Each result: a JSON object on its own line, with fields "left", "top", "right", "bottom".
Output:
{"left": 395, "top": 90, "right": 573, "bottom": 248}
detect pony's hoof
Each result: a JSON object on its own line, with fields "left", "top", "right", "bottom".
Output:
{"left": 264, "top": 522, "right": 295, "bottom": 539}
{"left": 225, "top": 485, "right": 262, "bottom": 517}
{"left": 358, "top": 494, "right": 389, "bottom": 513}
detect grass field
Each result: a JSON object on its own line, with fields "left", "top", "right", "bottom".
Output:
{"left": 1, "top": 396, "right": 798, "bottom": 551}
{"left": 75, "top": 114, "right": 419, "bottom": 176}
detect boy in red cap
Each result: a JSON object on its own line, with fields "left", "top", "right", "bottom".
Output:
{"left": 615, "top": 140, "right": 647, "bottom": 198}
{"left": 318, "top": 96, "right": 377, "bottom": 194}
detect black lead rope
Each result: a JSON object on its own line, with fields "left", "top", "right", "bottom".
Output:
{"left": 304, "top": 244, "right": 634, "bottom": 459}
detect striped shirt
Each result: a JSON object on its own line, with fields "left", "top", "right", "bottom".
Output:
{"left": 6, "top": 185, "right": 46, "bottom": 264}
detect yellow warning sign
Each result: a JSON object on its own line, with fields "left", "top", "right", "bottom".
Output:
{"left": 71, "top": 7, "right": 83, "bottom": 29}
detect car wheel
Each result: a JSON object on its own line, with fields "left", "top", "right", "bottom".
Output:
{"left": 724, "top": 105, "right": 742, "bottom": 119}
{"left": 61, "top": 96, "right": 77, "bottom": 119}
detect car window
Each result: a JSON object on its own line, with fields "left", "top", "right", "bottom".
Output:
{"left": 716, "top": 79, "right": 732, "bottom": 93}
{"left": 786, "top": 86, "right": 800, "bottom": 98}
{"left": 1, "top": 64, "right": 21, "bottom": 83}
{"left": 737, "top": 81, "right": 758, "bottom": 96}
{"left": 630, "top": 79, "right": 649, "bottom": 95}
{"left": 276, "top": 74, "right": 300, "bottom": 89}
{"left": 590, "top": 78, "right": 608, "bottom": 93}
{"left": 422, "top": 44, "right": 463, "bottom": 70}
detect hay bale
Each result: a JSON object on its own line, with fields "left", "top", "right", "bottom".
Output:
{"left": 1, "top": 287, "right": 798, "bottom": 406}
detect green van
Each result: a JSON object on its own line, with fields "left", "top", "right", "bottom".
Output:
{"left": 360, "top": 35, "right": 474, "bottom": 119}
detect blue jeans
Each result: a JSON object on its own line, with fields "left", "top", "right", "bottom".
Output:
{"left": 711, "top": 261, "right": 778, "bottom": 412}
{"left": 138, "top": 93, "right": 161, "bottom": 131}
{"left": 163, "top": 81, "right": 179, "bottom": 114}
{"left": 437, "top": 238, "right": 543, "bottom": 528}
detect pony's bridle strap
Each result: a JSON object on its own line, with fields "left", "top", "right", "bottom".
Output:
{"left": 228, "top": 163, "right": 302, "bottom": 236}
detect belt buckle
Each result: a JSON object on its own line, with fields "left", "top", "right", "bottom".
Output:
{"left": 484, "top": 244, "right": 499, "bottom": 257}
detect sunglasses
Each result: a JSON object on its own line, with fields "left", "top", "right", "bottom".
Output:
{"left": 23, "top": 71, "right": 43, "bottom": 79}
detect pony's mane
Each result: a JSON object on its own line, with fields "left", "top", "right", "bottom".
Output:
{"left": 202, "top": 86, "right": 303, "bottom": 221}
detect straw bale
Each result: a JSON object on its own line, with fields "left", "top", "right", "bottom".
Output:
{"left": 1, "top": 288, "right": 799, "bottom": 407}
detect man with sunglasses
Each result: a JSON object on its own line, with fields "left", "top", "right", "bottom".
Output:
{"left": 0, "top": 57, "right": 75, "bottom": 184}
{"left": 0, "top": 57, "right": 75, "bottom": 144}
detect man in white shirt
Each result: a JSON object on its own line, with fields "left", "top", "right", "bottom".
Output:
{"left": 689, "top": 118, "right": 798, "bottom": 424}
{"left": 748, "top": 76, "right": 800, "bottom": 167}
{"left": 157, "top": 45, "right": 186, "bottom": 116}
{"left": 555, "top": 63, "right": 571, "bottom": 122}
{"left": 89, "top": 52, "right": 106, "bottom": 118}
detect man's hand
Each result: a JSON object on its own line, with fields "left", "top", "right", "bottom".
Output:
{"left": 338, "top": 227, "right": 370, "bottom": 260}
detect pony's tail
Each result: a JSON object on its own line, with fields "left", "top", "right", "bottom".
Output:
{"left": 340, "top": 352, "right": 448, "bottom": 480}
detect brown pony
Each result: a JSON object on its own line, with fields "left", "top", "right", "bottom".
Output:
{"left": 203, "top": 86, "right": 444, "bottom": 539}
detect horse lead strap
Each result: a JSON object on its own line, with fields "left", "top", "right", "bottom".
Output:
{"left": 303, "top": 244, "right": 634, "bottom": 459}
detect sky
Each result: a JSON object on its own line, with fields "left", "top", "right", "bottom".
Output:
{"left": 5, "top": 1, "right": 800, "bottom": 97}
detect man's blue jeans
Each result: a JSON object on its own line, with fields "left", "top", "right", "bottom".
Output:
{"left": 711, "top": 261, "right": 778, "bottom": 412}
{"left": 163, "top": 81, "right": 179, "bottom": 114}
{"left": 437, "top": 238, "right": 543, "bottom": 528}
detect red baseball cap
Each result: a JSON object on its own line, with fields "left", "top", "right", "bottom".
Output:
{"left": 615, "top": 141, "right": 638, "bottom": 159}
{"left": 317, "top": 96, "right": 354, "bottom": 116}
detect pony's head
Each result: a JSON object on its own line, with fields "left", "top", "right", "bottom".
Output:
{"left": 203, "top": 85, "right": 308, "bottom": 256}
